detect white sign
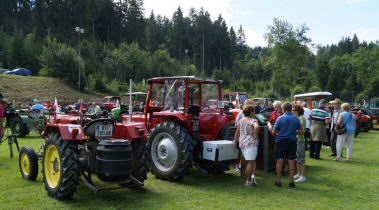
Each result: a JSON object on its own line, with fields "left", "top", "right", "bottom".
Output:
{"left": 95, "top": 124, "right": 113, "bottom": 137}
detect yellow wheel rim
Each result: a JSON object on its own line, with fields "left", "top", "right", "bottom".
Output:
{"left": 20, "top": 153, "right": 31, "bottom": 176}
{"left": 44, "top": 144, "right": 61, "bottom": 188}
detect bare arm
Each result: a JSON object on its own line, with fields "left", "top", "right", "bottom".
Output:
{"left": 233, "top": 125, "right": 240, "bottom": 144}
{"left": 267, "top": 121, "right": 273, "bottom": 132}
{"left": 272, "top": 128, "right": 278, "bottom": 137}
{"left": 253, "top": 122, "right": 260, "bottom": 137}
{"left": 297, "top": 129, "right": 304, "bottom": 135}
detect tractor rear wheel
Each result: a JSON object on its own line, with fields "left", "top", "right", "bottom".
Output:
{"left": 148, "top": 122, "right": 193, "bottom": 181}
{"left": 19, "top": 146, "right": 39, "bottom": 181}
{"left": 11, "top": 116, "right": 27, "bottom": 138}
{"left": 42, "top": 133, "right": 80, "bottom": 200}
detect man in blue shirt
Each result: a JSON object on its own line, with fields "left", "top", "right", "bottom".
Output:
{"left": 31, "top": 99, "right": 45, "bottom": 113}
{"left": 272, "top": 102, "right": 304, "bottom": 188}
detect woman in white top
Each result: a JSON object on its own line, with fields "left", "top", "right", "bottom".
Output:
{"left": 233, "top": 105, "right": 260, "bottom": 186}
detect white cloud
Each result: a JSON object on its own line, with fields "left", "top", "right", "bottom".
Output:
{"left": 352, "top": 26, "right": 379, "bottom": 43}
{"left": 143, "top": 0, "right": 264, "bottom": 47}
{"left": 245, "top": 29, "right": 267, "bottom": 47}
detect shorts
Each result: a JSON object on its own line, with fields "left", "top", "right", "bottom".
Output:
{"left": 241, "top": 146, "right": 258, "bottom": 161}
{"left": 296, "top": 141, "right": 305, "bottom": 163}
{"left": 274, "top": 140, "right": 297, "bottom": 160}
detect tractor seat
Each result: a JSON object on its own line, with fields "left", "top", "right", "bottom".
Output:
{"left": 28, "top": 109, "right": 42, "bottom": 119}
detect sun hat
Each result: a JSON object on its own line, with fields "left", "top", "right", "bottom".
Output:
{"left": 331, "top": 98, "right": 341, "bottom": 104}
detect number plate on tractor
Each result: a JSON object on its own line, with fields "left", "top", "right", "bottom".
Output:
{"left": 95, "top": 124, "right": 113, "bottom": 137}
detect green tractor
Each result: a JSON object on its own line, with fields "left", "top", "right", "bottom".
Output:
{"left": 10, "top": 109, "right": 47, "bottom": 138}
{"left": 110, "top": 92, "right": 147, "bottom": 122}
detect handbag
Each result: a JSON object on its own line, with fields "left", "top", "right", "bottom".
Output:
{"left": 335, "top": 123, "right": 346, "bottom": 135}
{"left": 335, "top": 113, "right": 353, "bottom": 135}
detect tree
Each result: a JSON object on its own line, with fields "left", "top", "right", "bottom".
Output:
{"left": 264, "top": 18, "right": 312, "bottom": 97}
{"left": 125, "top": 0, "right": 145, "bottom": 45}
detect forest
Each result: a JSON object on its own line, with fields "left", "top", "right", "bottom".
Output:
{"left": 0, "top": 0, "right": 378, "bottom": 102}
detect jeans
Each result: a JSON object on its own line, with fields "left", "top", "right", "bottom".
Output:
{"left": 330, "top": 131, "right": 338, "bottom": 154}
{"left": 310, "top": 141, "right": 322, "bottom": 158}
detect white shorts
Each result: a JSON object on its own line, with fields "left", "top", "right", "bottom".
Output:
{"left": 241, "top": 146, "right": 258, "bottom": 161}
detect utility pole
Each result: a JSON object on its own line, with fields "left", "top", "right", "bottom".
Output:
{"left": 75, "top": 26, "right": 85, "bottom": 93}
{"left": 202, "top": 32, "right": 204, "bottom": 74}
{"left": 219, "top": 50, "right": 222, "bottom": 70}
{"left": 185, "top": 49, "right": 188, "bottom": 75}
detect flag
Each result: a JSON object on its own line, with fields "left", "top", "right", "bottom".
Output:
{"left": 234, "top": 93, "right": 240, "bottom": 109}
{"left": 54, "top": 97, "right": 60, "bottom": 113}
{"left": 54, "top": 97, "right": 61, "bottom": 120}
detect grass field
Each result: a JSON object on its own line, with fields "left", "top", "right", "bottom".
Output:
{"left": 0, "top": 131, "right": 378, "bottom": 209}
{"left": 0, "top": 74, "right": 103, "bottom": 105}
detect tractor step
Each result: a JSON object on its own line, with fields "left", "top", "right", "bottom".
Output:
{"left": 79, "top": 174, "right": 144, "bottom": 193}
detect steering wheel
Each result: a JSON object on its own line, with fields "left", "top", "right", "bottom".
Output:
{"left": 28, "top": 109, "right": 41, "bottom": 119}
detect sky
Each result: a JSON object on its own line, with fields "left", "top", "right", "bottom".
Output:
{"left": 143, "top": 0, "right": 379, "bottom": 47}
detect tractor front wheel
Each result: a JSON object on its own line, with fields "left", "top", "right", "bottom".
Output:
{"left": 148, "top": 122, "right": 193, "bottom": 181}
{"left": 19, "top": 146, "right": 39, "bottom": 181}
{"left": 120, "top": 138, "right": 149, "bottom": 187}
{"left": 42, "top": 133, "right": 79, "bottom": 200}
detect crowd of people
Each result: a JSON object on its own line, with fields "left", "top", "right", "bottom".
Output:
{"left": 233, "top": 98, "right": 357, "bottom": 187}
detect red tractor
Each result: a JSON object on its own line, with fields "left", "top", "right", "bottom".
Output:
{"left": 18, "top": 111, "right": 149, "bottom": 200}
{"left": 103, "top": 96, "right": 122, "bottom": 111}
{"left": 130, "top": 76, "right": 237, "bottom": 181}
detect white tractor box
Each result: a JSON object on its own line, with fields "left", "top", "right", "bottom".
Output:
{"left": 202, "top": 140, "right": 239, "bottom": 161}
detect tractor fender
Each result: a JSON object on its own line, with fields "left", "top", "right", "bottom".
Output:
{"left": 43, "top": 124, "right": 86, "bottom": 141}
{"left": 360, "top": 115, "right": 371, "bottom": 122}
{"left": 17, "top": 114, "right": 29, "bottom": 124}
{"left": 112, "top": 122, "right": 148, "bottom": 141}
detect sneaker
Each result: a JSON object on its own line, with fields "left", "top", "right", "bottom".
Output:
{"left": 274, "top": 181, "right": 282, "bottom": 187}
{"left": 288, "top": 182, "right": 296, "bottom": 188}
{"left": 251, "top": 176, "right": 257, "bottom": 186}
{"left": 235, "top": 168, "right": 241, "bottom": 173}
{"left": 295, "top": 176, "right": 306, "bottom": 183}
{"left": 293, "top": 174, "right": 300, "bottom": 179}
{"left": 245, "top": 181, "right": 253, "bottom": 186}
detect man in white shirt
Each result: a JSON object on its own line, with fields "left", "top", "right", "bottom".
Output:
{"left": 302, "top": 102, "right": 311, "bottom": 150}
{"left": 329, "top": 99, "right": 342, "bottom": 156}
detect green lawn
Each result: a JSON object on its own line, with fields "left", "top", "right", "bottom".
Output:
{"left": 1, "top": 131, "right": 378, "bottom": 209}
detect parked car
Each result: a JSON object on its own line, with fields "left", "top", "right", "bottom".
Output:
{"left": 0, "top": 68, "right": 9, "bottom": 74}
{"left": 11, "top": 68, "right": 32, "bottom": 76}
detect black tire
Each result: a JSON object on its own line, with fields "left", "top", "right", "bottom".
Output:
{"left": 120, "top": 139, "right": 149, "bottom": 187}
{"left": 147, "top": 122, "right": 193, "bottom": 181}
{"left": 42, "top": 133, "right": 80, "bottom": 200}
{"left": 131, "top": 139, "right": 149, "bottom": 182}
{"left": 18, "top": 146, "right": 39, "bottom": 181}
{"left": 11, "top": 116, "right": 27, "bottom": 138}
{"left": 194, "top": 126, "right": 233, "bottom": 174}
